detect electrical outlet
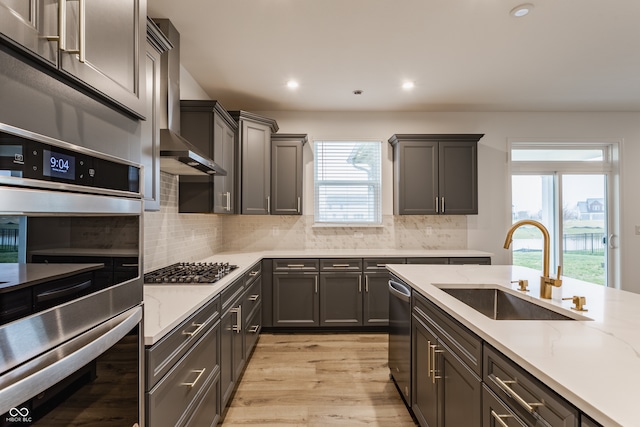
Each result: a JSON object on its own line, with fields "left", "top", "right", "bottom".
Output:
{"left": 272, "top": 226, "right": 279, "bottom": 236}
{"left": 426, "top": 226, "right": 433, "bottom": 235}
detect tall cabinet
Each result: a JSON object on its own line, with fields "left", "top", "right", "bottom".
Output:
{"left": 389, "top": 134, "right": 483, "bottom": 215}
{"left": 271, "top": 133, "right": 307, "bottom": 215}
{"left": 230, "top": 111, "right": 279, "bottom": 215}
{"left": 179, "top": 100, "right": 238, "bottom": 213}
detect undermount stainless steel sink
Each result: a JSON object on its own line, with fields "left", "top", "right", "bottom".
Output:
{"left": 439, "top": 287, "right": 578, "bottom": 320}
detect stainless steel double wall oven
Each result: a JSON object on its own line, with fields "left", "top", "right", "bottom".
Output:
{"left": 0, "top": 123, "right": 144, "bottom": 427}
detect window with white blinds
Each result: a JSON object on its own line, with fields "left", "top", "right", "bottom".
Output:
{"left": 314, "top": 140, "right": 382, "bottom": 225}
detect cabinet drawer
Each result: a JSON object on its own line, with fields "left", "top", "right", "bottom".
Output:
{"left": 273, "top": 258, "right": 319, "bottom": 271}
{"left": 147, "top": 320, "right": 220, "bottom": 427}
{"left": 406, "top": 257, "right": 449, "bottom": 264}
{"left": 222, "top": 277, "right": 246, "bottom": 313}
{"left": 146, "top": 295, "right": 221, "bottom": 389}
{"left": 412, "top": 291, "right": 482, "bottom": 376}
{"left": 180, "top": 369, "right": 220, "bottom": 427}
{"left": 363, "top": 258, "right": 406, "bottom": 271}
{"left": 243, "top": 275, "right": 262, "bottom": 322}
{"left": 484, "top": 344, "right": 578, "bottom": 427}
{"left": 483, "top": 385, "right": 527, "bottom": 427}
{"left": 320, "top": 258, "right": 362, "bottom": 271}
{"left": 245, "top": 261, "right": 262, "bottom": 286}
{"left": 244, "top": 303, "right": 262, "bottom": 356}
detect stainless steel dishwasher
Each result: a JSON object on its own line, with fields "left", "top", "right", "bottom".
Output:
{"left": 388, "top": 275, "right": 412, "bottom": 406}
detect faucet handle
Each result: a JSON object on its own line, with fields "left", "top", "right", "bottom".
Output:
{"left": 563, "top": 296, "right": 588, "bottom": 312}
{"left": 511, "top": 279, "right": 529, "bottom": 292}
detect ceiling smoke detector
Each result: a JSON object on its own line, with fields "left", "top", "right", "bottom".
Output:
{"left": 353, "top": 90, "right": 363, "bottom": 95}
{"left": 510, "top": 3, "right": 534, "bottom": 17}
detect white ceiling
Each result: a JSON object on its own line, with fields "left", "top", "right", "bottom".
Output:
{"left": 147, "top": 0, "right": 640, "bottom": 112}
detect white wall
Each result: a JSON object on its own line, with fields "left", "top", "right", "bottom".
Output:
{"left": 257, "top": 110, "right": 640, "bottom": 293}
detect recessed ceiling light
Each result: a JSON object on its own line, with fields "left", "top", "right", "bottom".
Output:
{"left": 286, "top": 80, "right": 299, "bottom": 89}
{"left": 402, "top": 81, "right": 415, "bottom": 90}
{"left": 510, "top": 3, "right": 533, "bottom": 17}
{"left": 353, "top": 89, "right": 363, "bottom": 95}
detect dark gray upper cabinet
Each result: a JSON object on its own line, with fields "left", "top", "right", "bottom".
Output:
{"left": 179, "top": 100, "right": 238, "bottom": 214}
{"left": 271, "top": 133, "right": 307, "bottom": 215}
{"left": 230, "top": 111, "right": 279, "bottom": 215}
{"left": 142, "top": 19, "right": 171, "bottom": 212}
{"left": 0, "top": 0, "right": 147, "bottom": 119}
{"left": 389, "top": 134, "right": 483, "bottom": 215}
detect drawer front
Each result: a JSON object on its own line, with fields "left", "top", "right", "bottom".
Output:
{"left": 147, "top": 320, "right": 221, "bottom": 427}
{"left": 484, "top": 344, "right": 579, "bottom": 427}
{"left": 146, "top": 295, "right": 221, "bottom": 390}
{"left": 412, "top": 291, "right": 482, "bottom": 376}
{"left": 406, "top": 257, "right": 449, "bottom": 264}
{"left": 483, "top": 385, "right": 527, "bottom": 427}
{"left": 363, "top": 258, "right": 406, "bottom": 271}
{"left": 244, "top": 303, "right": 262, "bottom": 357}
{"left": 245, "top": 261, "right": 262, "bottom": 286}
{"left": 449, "top": 257, "right": 491, "bottom": 265}
{"left": 243, "top": 275, "right": 262, "bottom": 322}
{"left": 222, "top": 277, "right": 246, "bottom": 313}
{"left": 273, "top": 258, "right": 319, "bottom": 271}
{"left": 320, "top": 258, "right": 363, "bottom": 271}
{"left": 180, "top": 369, "right": 220, "bottom": 427}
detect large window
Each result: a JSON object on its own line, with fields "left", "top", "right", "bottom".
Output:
{"left": 314, "top": 140, "right": 382, "bottom": 225}
{"left": 509, "top": 141, "right": 619, "bottom": 287}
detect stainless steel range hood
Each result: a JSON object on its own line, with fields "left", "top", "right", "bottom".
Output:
{"left": 153, "top": 18, "right": 227, "bottom": 176}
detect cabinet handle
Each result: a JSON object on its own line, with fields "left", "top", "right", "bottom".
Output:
{"left": 182, "top": 322, "right": 205, "bottom": 337}
{"left": 121, "top": 263, "right": 139, "bottom": 268}
{"left": 490, "top": 410, "right": 513, "bottom": 427}
{"left": 441, "top": 196, "right": 445, "bottom": 213}
{"left": 494, "top": 376, "right": 543, "bottom": 413}
{"left": 226, "top": 192, "right": 231, "bottom": 211}
{"left": 46, "top": 0, "right": 65, "bottom": 46}
{"left": 429, "top": 343, "right": 437, "bottom": 381}
{"left": 249, "top": 271, "right": 259, "bottom": 277}
{"left": 365, "top": 276, "right": 369, "bottom": 293}
{"left": 181, "top": 368, "right": 206, "bottom": 388}
{"left": 358, "top": 275, "right": 362, "bottom": 293}
{"left": 248, "top": 294, "right": 259, "bottom": 301}
{"left": 331, "top": 264, "right": 351, "bottom": 268}
{"left": 297, "top": 196, "right": 301, "bottom": 213}
{"left": 427, "top": 340, "right": 432, "bottom": 379}
{"left": 287, "top": 264, "right": 305, "bottom": 268}
{"left": 430, "top": 345, "right": 444, "bottom": 384}
{"left": 435, "top": 197, "right": 439, "bottom": 213}
{"left": 315, "top": 276, "right": 318, "bottom": 293}
{"left": 62, "top": 0, "right": 85, "bottom": 62}
{"left": 248, "top": 325, "right": 260, "bottom": 333}
{"left": 266, "top": 196, "right": 270, "bottom": 214}
{"left": 231, "top": 306, "right": 242, "bottom": 333}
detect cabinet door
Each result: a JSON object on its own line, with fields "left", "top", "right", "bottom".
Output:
{"left": 363, "top": 273, "right": 389, "bottom": 326}
{"left": 241, "top": 120, "right": 271, "bottom": 214}
{"left": 438, "top": 343, "right": 482, "bottom": 427}
{"left": 482, "top": 385, "right": 527, "bottom": 427}
{"left": 0, "top": 0, "right": 59, "bottom": 65}
{"left": 272, "top": 273, "right": 319, "bottom": 326}
{"left": 412, "top": 315, "right": 438, "bottom": 427}
{"left": 214, "top": 114, "right": 236, "bottom": 213}
{"left": 438, "top": 141, "right": 477, "bottom": 214}
{"left": 395, "top": 141, "right": 438, "bottom": 215}
{"left": 141, "top": 36, "right": 161, "bottom": 211}
{"left": 319, "top": 272, "right": 363, "bottom": 326}
{"left": 59, "top": 0, "right": 146, "bottom": 118}
{"left": 220, "top": 304, "right": 242, "bottom": 409}
{"left": 271, "top": 139, "right": 303, "bottom": 215}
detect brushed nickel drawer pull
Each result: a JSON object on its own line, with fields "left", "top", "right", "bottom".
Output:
{"left": 490, "top": 410, "right": 513, "bottom": 427}
{"left": 182, "top": 322, "right": 205, "bottom": 337}
{"left": 230, "top": 306, "right": 242, "bottom": 333}
{"left": 248, "top": 294, "right": 259, "bottom": 301}
{"left": 494, "top": 376, "right": 543, "bottom": 413}
{"left": 287, "top": 264, "right": 305, "bottom": 268}
{"left": 249, "top": 270, "right": 259, "bottom": 276}
{"left": 181, "top": 368, "right": 206, "bottom": 388}
{"left": 332, "top": 263, "right": 351, "bottom": 268}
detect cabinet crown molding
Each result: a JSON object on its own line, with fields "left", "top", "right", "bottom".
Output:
{"left": 388, "top": 134, "right": 485, "bottom": 145}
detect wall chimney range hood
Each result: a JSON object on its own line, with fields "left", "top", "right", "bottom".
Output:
{"left": 153, "top": 18, "right": 227, "bottom": 176}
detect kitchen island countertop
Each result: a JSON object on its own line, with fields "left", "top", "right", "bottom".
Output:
{"left": 387, "top": 263, "right": 640, "bottom": 427}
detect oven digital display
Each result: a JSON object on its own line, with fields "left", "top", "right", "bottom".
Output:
{"left": 43, "top": 149, "right": 75, "bottom": 180}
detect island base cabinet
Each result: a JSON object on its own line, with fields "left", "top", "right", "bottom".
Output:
{"left": 439, "top": 343, "right": 481, "bottom": 427}
{"left": 483, "top": 385, "right": 526, "bottom": 427}
{"left": 412, "top": 314, "right": 439, "bottom": 427}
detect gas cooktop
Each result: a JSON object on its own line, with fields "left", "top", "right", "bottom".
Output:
{"left": 144, "top": 262, "right": 238, "bottom": 284}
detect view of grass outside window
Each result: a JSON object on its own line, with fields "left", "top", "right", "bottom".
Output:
{"left": 0, "top": 216, "right": 19, "bottom": 263}
{"left": 314, "top": 140, "right": 382, "bottom": 225}
{"left": 511, "top": 142, "right": 609, "bottom": 286}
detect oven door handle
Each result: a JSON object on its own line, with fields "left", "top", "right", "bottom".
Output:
{"left": 0, "top": 305, "right": 142, "bottom": 415}
{"left": 35, "top": 279, "right": 93, "bottom": 303}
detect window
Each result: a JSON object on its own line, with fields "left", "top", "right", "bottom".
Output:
{"left": 509, "top": 140, "right": 619, "bottom": 287}
{"left": 314, "top": 140, "right": 382, "bottom": 225}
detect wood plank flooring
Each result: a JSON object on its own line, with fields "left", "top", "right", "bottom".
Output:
{"left": 221, "top": 333, "right": 417, "bottom": 426}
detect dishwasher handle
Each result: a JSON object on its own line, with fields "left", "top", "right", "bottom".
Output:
{"left": 389, "top": 280, "right": 411, "bottom": 302}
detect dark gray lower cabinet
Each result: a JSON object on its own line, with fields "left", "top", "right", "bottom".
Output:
{"left": 319, "top": 272, "right": 363, "bottom": 326}
{"left": 412, "top": 314, "right": 439, "bottom": 427}
{"left": 272, "top": 272, "right": 319, "bottom": 326}
{"left": 363, "top": 272, "right": 390, "bottom": 325}
{"left": 220, "top": 278, "right": 245, "bottom": 410}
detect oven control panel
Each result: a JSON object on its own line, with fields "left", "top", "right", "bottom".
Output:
{"left": 0, "top": 125, "right": 140, "bottom": 196}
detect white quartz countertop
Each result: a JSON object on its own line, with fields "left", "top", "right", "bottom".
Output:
{"left": 386, "top": 264, "right": 640, "bottom": 427}
{"left": 143, "top": 249, "right": 491, "bottom": 345}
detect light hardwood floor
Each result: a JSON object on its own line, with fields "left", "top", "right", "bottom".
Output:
{"left": 221, "top": 333, "right": 417, "bottom": 426}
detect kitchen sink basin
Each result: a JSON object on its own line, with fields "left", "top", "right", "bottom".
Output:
{"left": 439, "top": 287, "right": 578, "bottom": 320}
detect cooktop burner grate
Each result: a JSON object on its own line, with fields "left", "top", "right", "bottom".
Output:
{"left": 144, "top": 262, "right": 238, "bottom": 284}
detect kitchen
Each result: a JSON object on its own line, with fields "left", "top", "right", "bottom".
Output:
{"left": 1, "top": 1, "right": 640, "bottom": 426}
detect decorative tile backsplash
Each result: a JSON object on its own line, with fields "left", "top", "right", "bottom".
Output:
{"left": 143, "top": 173, "right": 467, "bottom": 270}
